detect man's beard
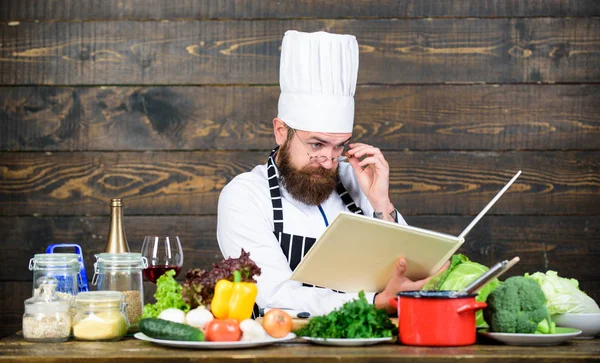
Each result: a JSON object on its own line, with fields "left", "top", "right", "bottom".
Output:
{"left": 277, "top": 143, "right": 339, "bottom": 206}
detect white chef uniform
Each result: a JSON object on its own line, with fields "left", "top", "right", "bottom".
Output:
{"left": 216, "top": 30, "right": 407, "bottom": 316}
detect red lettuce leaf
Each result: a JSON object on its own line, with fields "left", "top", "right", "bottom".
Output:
{"left": 181, "top": 249, "right": 261, "bottom": 308}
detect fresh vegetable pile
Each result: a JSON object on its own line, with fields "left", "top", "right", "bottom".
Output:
{"left": 139, "top": 306, "right": 292, "bottom": 343}
{"left": 182, "top": 249, "right": 261, "bottom": 308}
{"left": 422, "top": 254, "right": 600, "bottom": 335}
{"left": 139, "top": 251, "right": 293, "bottom": 343}
{"left": 296, "top": 291, "right": 396, "bottom": 339}
{"left": 139, "top": 250, "right": 600, "bottom": 342}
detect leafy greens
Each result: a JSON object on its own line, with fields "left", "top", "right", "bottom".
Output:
{"left": 295, "top": 291, "right": 397, "bottom": 339}
{"left": 142, "top": 269, "right": 190, "bottom": 318}
{"left": 524, "top": 270, "right": 600, "bottom": 314}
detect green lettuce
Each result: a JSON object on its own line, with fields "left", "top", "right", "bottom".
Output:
{"left": 423, "top": 254, "right": 500, "bottom": 327}
{"left": 524, "top": 270, "right": 600, "bottom": 315}
{"left": 142, "top": 269, "right": 190, "bottom": 319}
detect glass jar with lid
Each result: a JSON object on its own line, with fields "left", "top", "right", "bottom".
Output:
{"left": 92, "top": 253, "right": 147, "bottom": 330}
{"left": 22, "top": 276, "right": 71, "bottom": 342}
{"left": 72, "top": 291, "right": 128, "bottom": 341}
{"left": 29, "top": 253, "right": 79, "bottom": 305}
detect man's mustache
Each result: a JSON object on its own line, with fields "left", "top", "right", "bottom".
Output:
{"left": 300, "top": 165, "right": 336, "bottom": 176}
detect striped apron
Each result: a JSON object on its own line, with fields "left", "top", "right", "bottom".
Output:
{"left": 253, "top": 147, "right": 365, "bottom": 318}
{"left": 267, "top": 147, "right": 364, "bottom": 275}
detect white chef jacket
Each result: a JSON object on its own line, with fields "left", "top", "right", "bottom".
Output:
{"left": 217, "top": 157, "right": 408, "bottom": 316}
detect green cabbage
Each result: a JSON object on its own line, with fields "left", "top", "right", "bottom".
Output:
{"left": 423, "top": 254, "right": 500, "bottom": 327}
{"left": 524, "top": 270, "right": 600, "bottom": 315}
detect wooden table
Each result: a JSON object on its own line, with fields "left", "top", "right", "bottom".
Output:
{"left": 0, "top": 333, "right": 599, "bottom": 362}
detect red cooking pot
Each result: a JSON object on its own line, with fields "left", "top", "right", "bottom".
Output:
{"left": 390, "top": 291, "right": 487, "bottom": 346}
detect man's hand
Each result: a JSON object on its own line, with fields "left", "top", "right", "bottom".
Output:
{"left": 374, "top": 257, "right": 451, "bottom": 314}
{"left": 346, "top": 143, "right": 395, "bottom": 221}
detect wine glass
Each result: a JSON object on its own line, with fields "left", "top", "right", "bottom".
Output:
{"left": 141, "top": 236, "right": 184, "bottom": 283}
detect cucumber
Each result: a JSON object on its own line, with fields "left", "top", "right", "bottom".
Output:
{"left": 139, "top": 318, "right": 204, "bottom": 341}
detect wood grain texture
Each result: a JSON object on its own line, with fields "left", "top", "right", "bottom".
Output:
{"left": 0, "top": 281, "right": 30, "bottom": 339}
{"left": 1, "top": 151, "right": 597, "bottom": 216}
{"left": 408, "top": 216, "right": 600, "bottom": 285}
{"left": 1, "top": 85, "right": 599, "bottom": 151}
{"left": 1, "top": 18, "right": 599, "bottom": 85}
{"left": 2, "top": 0, "right": 600, "bottom": 21}
{"left": 1, "top": 215, "right": 597, "bottom": 283}
{"left": 1, "top": 329, "right": 600, "bottom": 360}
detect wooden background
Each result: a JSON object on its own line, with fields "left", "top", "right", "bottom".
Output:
{"left": 1, "top": 1, "right": 599, "bottom": 338}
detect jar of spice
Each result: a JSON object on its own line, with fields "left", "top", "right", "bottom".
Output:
{"left": 22, "top": 277, "right": 71, "bottom": 342}
{"left": 92, "top": 253, "right": 147, "bottom": 331}
{"left": 72, "top": 291, "right": 128, "bottom": 341}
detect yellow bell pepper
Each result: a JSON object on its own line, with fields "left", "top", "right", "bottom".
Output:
{"left": 211, "top": 270, "right": 258, "bottom": 322}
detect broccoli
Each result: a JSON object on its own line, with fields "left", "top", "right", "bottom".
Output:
{"left": 483, "top": 276, "right": 556, "bottom": 334}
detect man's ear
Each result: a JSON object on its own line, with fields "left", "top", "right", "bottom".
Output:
{"left": 273, "top": 118, "right": 288, "bottom": 146}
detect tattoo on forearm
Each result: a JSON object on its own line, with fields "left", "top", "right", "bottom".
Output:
{"left": 373, "top": 210, "right": 398, "bottom": 221}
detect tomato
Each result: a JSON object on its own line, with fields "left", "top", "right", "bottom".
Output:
{"left": 204, "top": 319, "right": 242, "bottom": 342}
{"left": 262, "top": 309, "right": 292, "bottom": 338}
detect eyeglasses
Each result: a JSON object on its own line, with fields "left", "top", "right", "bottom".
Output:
{"left": 292, "top": 129, "right": 348, "bottom": 164}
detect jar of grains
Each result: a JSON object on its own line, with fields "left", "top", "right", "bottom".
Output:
{"left": 22, "top": 277, "right": 71, "bottom": 342}
{"left": 92, "top": 253, "right": 147, "bottom": 332}
{"left": 73, "top": 291, "right": 128, "bottom": 341}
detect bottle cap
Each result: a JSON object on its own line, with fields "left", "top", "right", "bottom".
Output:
{"left": 110, "top": 198, "right": 123, "bottom": 207}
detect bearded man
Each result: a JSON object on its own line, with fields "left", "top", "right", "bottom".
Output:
{"left": 217, "top": 30, "right": 442, "bottom": 316}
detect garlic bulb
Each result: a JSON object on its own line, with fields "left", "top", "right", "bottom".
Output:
{"left": 185, "top": 307, "right": 214, "bottom": 330}
{"left": 157, "top": 308, "right": 186, "bottom": 324}
{"left": 240, "top": 319, "right": 267, "bottom": 341}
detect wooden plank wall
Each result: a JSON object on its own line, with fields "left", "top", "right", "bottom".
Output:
{"left": 1, "top": 1, "right": 599, "bottom": 337}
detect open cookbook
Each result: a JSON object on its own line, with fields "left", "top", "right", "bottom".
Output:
{"left": 290, "top": 171, "right": 522, "bottom": 293}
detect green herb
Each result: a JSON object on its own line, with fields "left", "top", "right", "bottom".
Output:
{"left": 296, "top": 291, "right": 397, "bottom": 338}
{"left": 142, "top": 270, "right": 190, "bottom": 319}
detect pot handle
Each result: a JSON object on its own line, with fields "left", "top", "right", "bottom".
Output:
{"left": 388, "top": 297, "right": 399, "bottom": 309}
{"left": 456, "top": 301, "right": 487, "bottom": 314}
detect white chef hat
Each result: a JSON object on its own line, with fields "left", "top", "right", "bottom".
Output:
{"left": 277, "top": 30, "right": 359, "bottom": 133}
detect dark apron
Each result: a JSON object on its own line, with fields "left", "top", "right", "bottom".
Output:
{"left": 267, "top": 147, "right": 364, "bottom": 275}
{"left": 253, "top": 147, "right": 365, "bottom": 318}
